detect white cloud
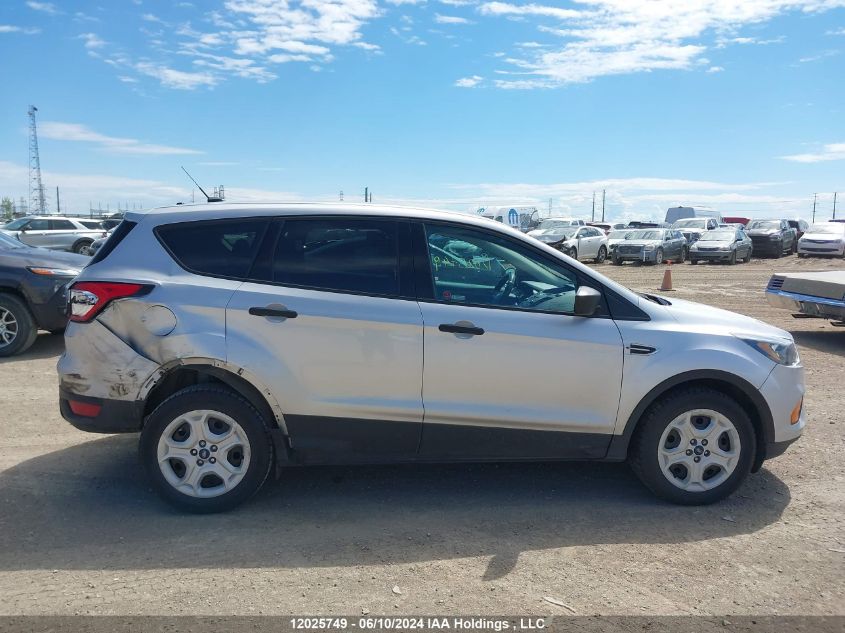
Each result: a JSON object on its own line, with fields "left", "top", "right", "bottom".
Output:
{"left": 435, "top": 13, "right": 471, "bottom": 24}
{"left": 78, "top": 33, "right": 106, "bottom": 50}
{"left": 781, "top": 142, "right": 845, "bottom": 163}
{"left": 797, "top": 49, "right": 840, "bottom": 62}
{"left": 0, "top": 24, "right": 40, "bottom": 34}
{"left": 39, "top": 122, "right": 203, "bottom": 155}
{"left": 706, "top": 65, "right": 724, "bottom": 73}
{"left": 26, "top": 1, "right": 59, "bottom": 15}
{"left": 142, "top": 13, "right": 165, "bottom": 23}
{"left": 477, "top": 1, "right": 845, "bottom": 88}
{"left": 454, "top": 74, "right": 483, "bottom": 87}
{"left": 135, "top": 62, "right": 218, "bottom": 89}
{"left": 385, "top": 0, "right": 426, "bottom": 4}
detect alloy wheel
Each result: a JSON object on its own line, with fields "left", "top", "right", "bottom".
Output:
{"left": 657, "top": 409, "right": 741, "bottom": 492}
{"left": 156, "top": 409, "right": 252, "bottom": 498}
{"left": 0, "top": 308, "right": 19, "bottom": 348}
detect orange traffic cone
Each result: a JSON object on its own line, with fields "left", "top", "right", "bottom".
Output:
{"left": 660, "top": 265, "right": 674, "bottom": 291}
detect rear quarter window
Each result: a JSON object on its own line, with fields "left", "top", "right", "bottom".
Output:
{"left": 156, "top": 218, "right": 270, "bottom": 279}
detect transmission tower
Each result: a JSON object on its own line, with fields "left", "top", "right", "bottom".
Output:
{"left": 28, "top": 105, "right": 48, "bottom": 214}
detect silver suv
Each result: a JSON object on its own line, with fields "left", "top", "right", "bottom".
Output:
{"left": 2, "top": 216, "right": 106, "bottom": 254}
{"left": 59, "top": 204, "right": 805, "bottom": 512}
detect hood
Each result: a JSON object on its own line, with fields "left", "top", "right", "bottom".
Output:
{"left": 0, "top": 245, "right": 88, "bottom": 270}
{"left": 660, "top": 296, "right": 791, "bottom": 342}
{"left": 620, "top": 239, "right": 660, "bottom": 247}
{"left": 693, "top": 239, "right": 732, "bottom": 248}
{"left": 746, "top": 227, "right": 780, "bottom": 235}
{"left": 800, "top": 232, "right": 844, "bottom": 241}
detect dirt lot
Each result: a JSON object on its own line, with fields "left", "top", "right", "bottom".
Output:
{"left": 0, "top": 255, "right": 843, "bottom": 617}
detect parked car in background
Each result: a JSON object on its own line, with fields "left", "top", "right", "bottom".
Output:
{"left": 526, "top": 217, "right": 585, "bottom": 240}
{"left": 1, "top": 216, "right": 106, "bottom": 254}
{"left": 611, "top": 228, "right": 687, "bottom": 265}
{"left": 689, "top": 228, "right": 753, "bottom": 265}
{"left": 587, "top": 222, "right": 613, "bottom": 234}
{"left": 58, "top": 203, "right": 804, "bottom": 512}
{"left": 0, "top": 231, "right": 86, "bottom": 356}
{"left": 606, "top": 228, "right": 631, "bottom": 255}
{"left": 797, "top": 222, "right": 845, "bottom": 258}
{"left": 671, "top": 217, "right": 720, "bottom": 245}
{"left": 745, "top": 219, "right": 797, "bottom": 257}
{"left": 87, "top": 228, "right": 115, "bottom": 257}
{"left": 787, "top": 219, "right": 810, "bottom": 240}
{"left": 722, "top": 216, "right": 750, "bottom": 226}
{"left": 531, "top": 225, "right": 609, "bottom": 263}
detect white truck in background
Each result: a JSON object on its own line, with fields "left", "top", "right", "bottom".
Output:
{"left": 665, "top": 206, "right": 723, "bottom": 224}
{"left": 477, "top": 206, "right": 541, "bottom": 232}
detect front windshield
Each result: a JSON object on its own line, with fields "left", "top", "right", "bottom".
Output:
{"left": 608, "top": 230, "right": 630, "bottom": 239}
{"left": 627, "top": 230, "right": 663, "bottom": 240}
{"left": 0, "top": 232, "right": 26, "bottom": 249}
{"left": 699, "top": 231, "right": 736, "bottom": 241}
{"left": 3, "top": 218, "right": 29, "bottom": 230}
{"left": 673, "top": 219, "right": 707, "bottom": 228}
{"left": 537, "top": 219, "right": 572, "bottom": 230}
{"left": 807, "top": 223, "right": 845, "bottom": 235}
{"left": 747, "top": 220, "right": 780, "bottom": 230}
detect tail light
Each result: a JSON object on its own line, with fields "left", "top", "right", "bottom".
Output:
{"left": 68, "top": 281, "right": 150, "bottom": 323}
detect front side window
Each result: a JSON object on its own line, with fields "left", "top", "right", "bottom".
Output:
{"left": 273, "top": 218, "right": 400, "bottom": 296}
{"left": 424, "top": 224, "right": 580, "bottom": 314}
{"left": 157, "top": 218, "right": 269, "bottom": 278}
{"left": 27, "top": 219, "right": 49, "bottom": 230}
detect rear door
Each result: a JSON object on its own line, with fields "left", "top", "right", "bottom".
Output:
{"left": 226, "top": 216, "right": 424, "bottom": 462}
{"left": 48, "top": 219, "right": 79, "bottom": 250}
{"left": 414, "top": 221, "right": 623, "bottom": 460}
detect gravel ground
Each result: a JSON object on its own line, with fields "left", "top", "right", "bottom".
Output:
{"left": 0, "top": 254, "right": 842, "bottom": 617}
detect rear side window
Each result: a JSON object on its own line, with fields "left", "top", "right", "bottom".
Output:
{"left": 78, "top": 220, "right": 102, "bottom": 230}
{"left": 51, "top": 219, "right": 76, "bottom": 230}
{"left": 157, "top": 218, "right": 269, "bottom": 278}
{"left": 273, "top": 218, "right": 399, "bottom": 296}
{"left": 88, "top": 220, "right": 137, "bottom": 266}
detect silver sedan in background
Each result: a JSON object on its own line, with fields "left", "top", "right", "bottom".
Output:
{"left": 689, "top": 228, "right": 753, "bottom": 265}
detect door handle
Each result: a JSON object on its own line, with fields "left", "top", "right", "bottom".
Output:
{"left": 439, "top": 323, "right": 484, "bottom": 336}
{"left": 249, "top": 306, "right": 298, "bottom": 319}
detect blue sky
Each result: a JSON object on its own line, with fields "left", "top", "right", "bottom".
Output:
{"left": 0, "top": 0, "right": 843, "bottom": 220}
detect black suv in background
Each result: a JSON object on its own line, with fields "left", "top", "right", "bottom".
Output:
{"left": 745, "top": 219, "right": 798, "bottom": 257}
{"left": 0, "top": 232, "right": 87, "bottom": 356}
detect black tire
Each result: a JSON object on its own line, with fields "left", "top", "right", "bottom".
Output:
{"left": 139, "top": 385, "right": 274, "bottom": 513}
{"left": 773, "top": 245, "right": 782, "bottom": 259}
{"left": 0, "top": 293, "right": 38, "bottom": 357}
{"left": 791, "top": 240, "right": 797, "bottom": 255}
{"left": 744, "top": 250, "right": 752, "bottom": 263}
{"left": 568, "top": 247, "right": 578, "bottom": 260}
{"left": 728, "top": 250, "right": 737, "bottom": 265}
{"left": 689, "top": 258, "right": 698, "bottom": 265}
{"left": 611, "top": 254, "right": 621, "bottom": 265}
{"left": 72, "top": 239, "right": 93, "bottom": 255}
{"left": 654, "top": 248, "right": 663, "bottom": 265}
{"left": 677, "top": 248, "right": 687, "bottom": 264}
{"left": 797, "top": 252, "right": 806, "bottom": 259}
{"left": 629, "top": 387, "right": 756, "bottom": 505}
{"left": 594, "top": 245, "right": 607, "bottom": 264}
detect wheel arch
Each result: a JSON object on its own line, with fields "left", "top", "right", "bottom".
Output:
{"left": 606, "top": 370, "right": 774, "bottom": 471}
{"left": 139, "top": 359, "right": 287, "bottom": 435}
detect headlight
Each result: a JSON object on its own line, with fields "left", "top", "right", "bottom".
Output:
{"left": 643, "top": 244, "right": 655, "bottom": 251}
{"left": 769, "top": 234, "right": 781, "bottom": 240}
{"left": 737, "top": 337, "right": 799, "bottom": 366}
{"left": 27, "top": 267, "right": 81, "bottom": 277}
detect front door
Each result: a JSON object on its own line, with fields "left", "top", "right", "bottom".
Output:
{"left": 18, "top": 218, "right": 50, "bottom": 247}
{"left": 414, "top": 222, "right": 624, "bottom": 460}
{"left": 226, "top": 216, "right": 424, "bottom": 462}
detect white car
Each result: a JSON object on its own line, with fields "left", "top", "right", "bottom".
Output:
{"left": 797, "top": 222, "right": 845, "bottom": 258}
{"left": 526, "top": 217, "right": 585, "bottom": 240}
{"left": 2, "top": 216, "right": 106, "bottom": 254}
{"left": 58, "top": 203, "right": 805, "bottom": 512}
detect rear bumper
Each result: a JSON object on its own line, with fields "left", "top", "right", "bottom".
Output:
{"left": 24, "top": 277, "right": 72, "bottom": 331}
{"left": 59, "top": 388, "right": 144, "bottom": 433}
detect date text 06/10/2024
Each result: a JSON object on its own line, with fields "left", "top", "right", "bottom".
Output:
{"left": 289, "top": 618, "right": 547, "bottom": 631}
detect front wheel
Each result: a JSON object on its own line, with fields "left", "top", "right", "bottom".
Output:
{"left": 139, "top": 385, "right": 274, "bottom": 513}
{"left": 629, "top": 387, "right": 755, "bottom": 505}
{"left": 653, "top": 248, "right": 664, "bottom": 265}
{"left": 0, "top": 293, "right": 38, "bottom": 357}
{"left": 611, "top": 254, "right": 621, "bottom": 265}
{"left": 568, "top": 247, "right": 578, "bottom": 260}
{"left": 594, "top": 246, "right": 607, "bottom": 263}
{"left": 729, "top": 250, "right": 737, "bottom": 265}
{"left": 689, "top": 258, "right": 698, "bottom": 265}
{"left": 677, "top": 248, "right": 687, "bottom": 264}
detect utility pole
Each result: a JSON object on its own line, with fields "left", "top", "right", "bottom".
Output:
{"left": 28, "top": 105, "right": 48, "bottom": 214}
{"left": 834, "top": 192, "right": 838, "bottom": 220}
{"left": 591, "top": 192, "right": 596, "bottom": 222}
{"left": 601, "top": 189, "right": 606, "bottom": 222}
{"left": 812, "top": 193, "right": 817, "bottom": 223}
{"left": 56, "top": 186, "right": 60, "bottom": 214}
{"left": 339, "top": 190, "right": 344, "bottom": 201}
{"left": 364, "top": 187, "right": 368, "bottom": 203}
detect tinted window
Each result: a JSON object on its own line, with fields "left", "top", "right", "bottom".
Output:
{"left": 28, "top": 219, "right": 49, "bottom": 230}
{"left": 273, "top": 218, "right": 399, "bottom": 296}
{"left": 424, "top": 224, "right": 580, "bottom": 314}
{"left": 50, "top": 219, "right": 76, "bottom": 230}
{"left": 157, "top": 218, "right": 269, "bottom": 278}
{"left": 78, "top": 220, "right": 103, "bottom": 230}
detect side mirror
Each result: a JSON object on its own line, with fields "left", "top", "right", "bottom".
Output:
{"left": 573, "top": 286, "right": 601, "bottom": 317}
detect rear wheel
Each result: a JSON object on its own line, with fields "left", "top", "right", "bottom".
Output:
{"left": 139, "top": 385, "right": 274, "bottom": 513}
{"left": 595, "top": 245, "right": 607, "bottom": 264}
{"left": 629, "top": 387, "right": 755, "bottom": 505}
{"left": 0, "top": 294, "right": 38, "bottom": 357}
